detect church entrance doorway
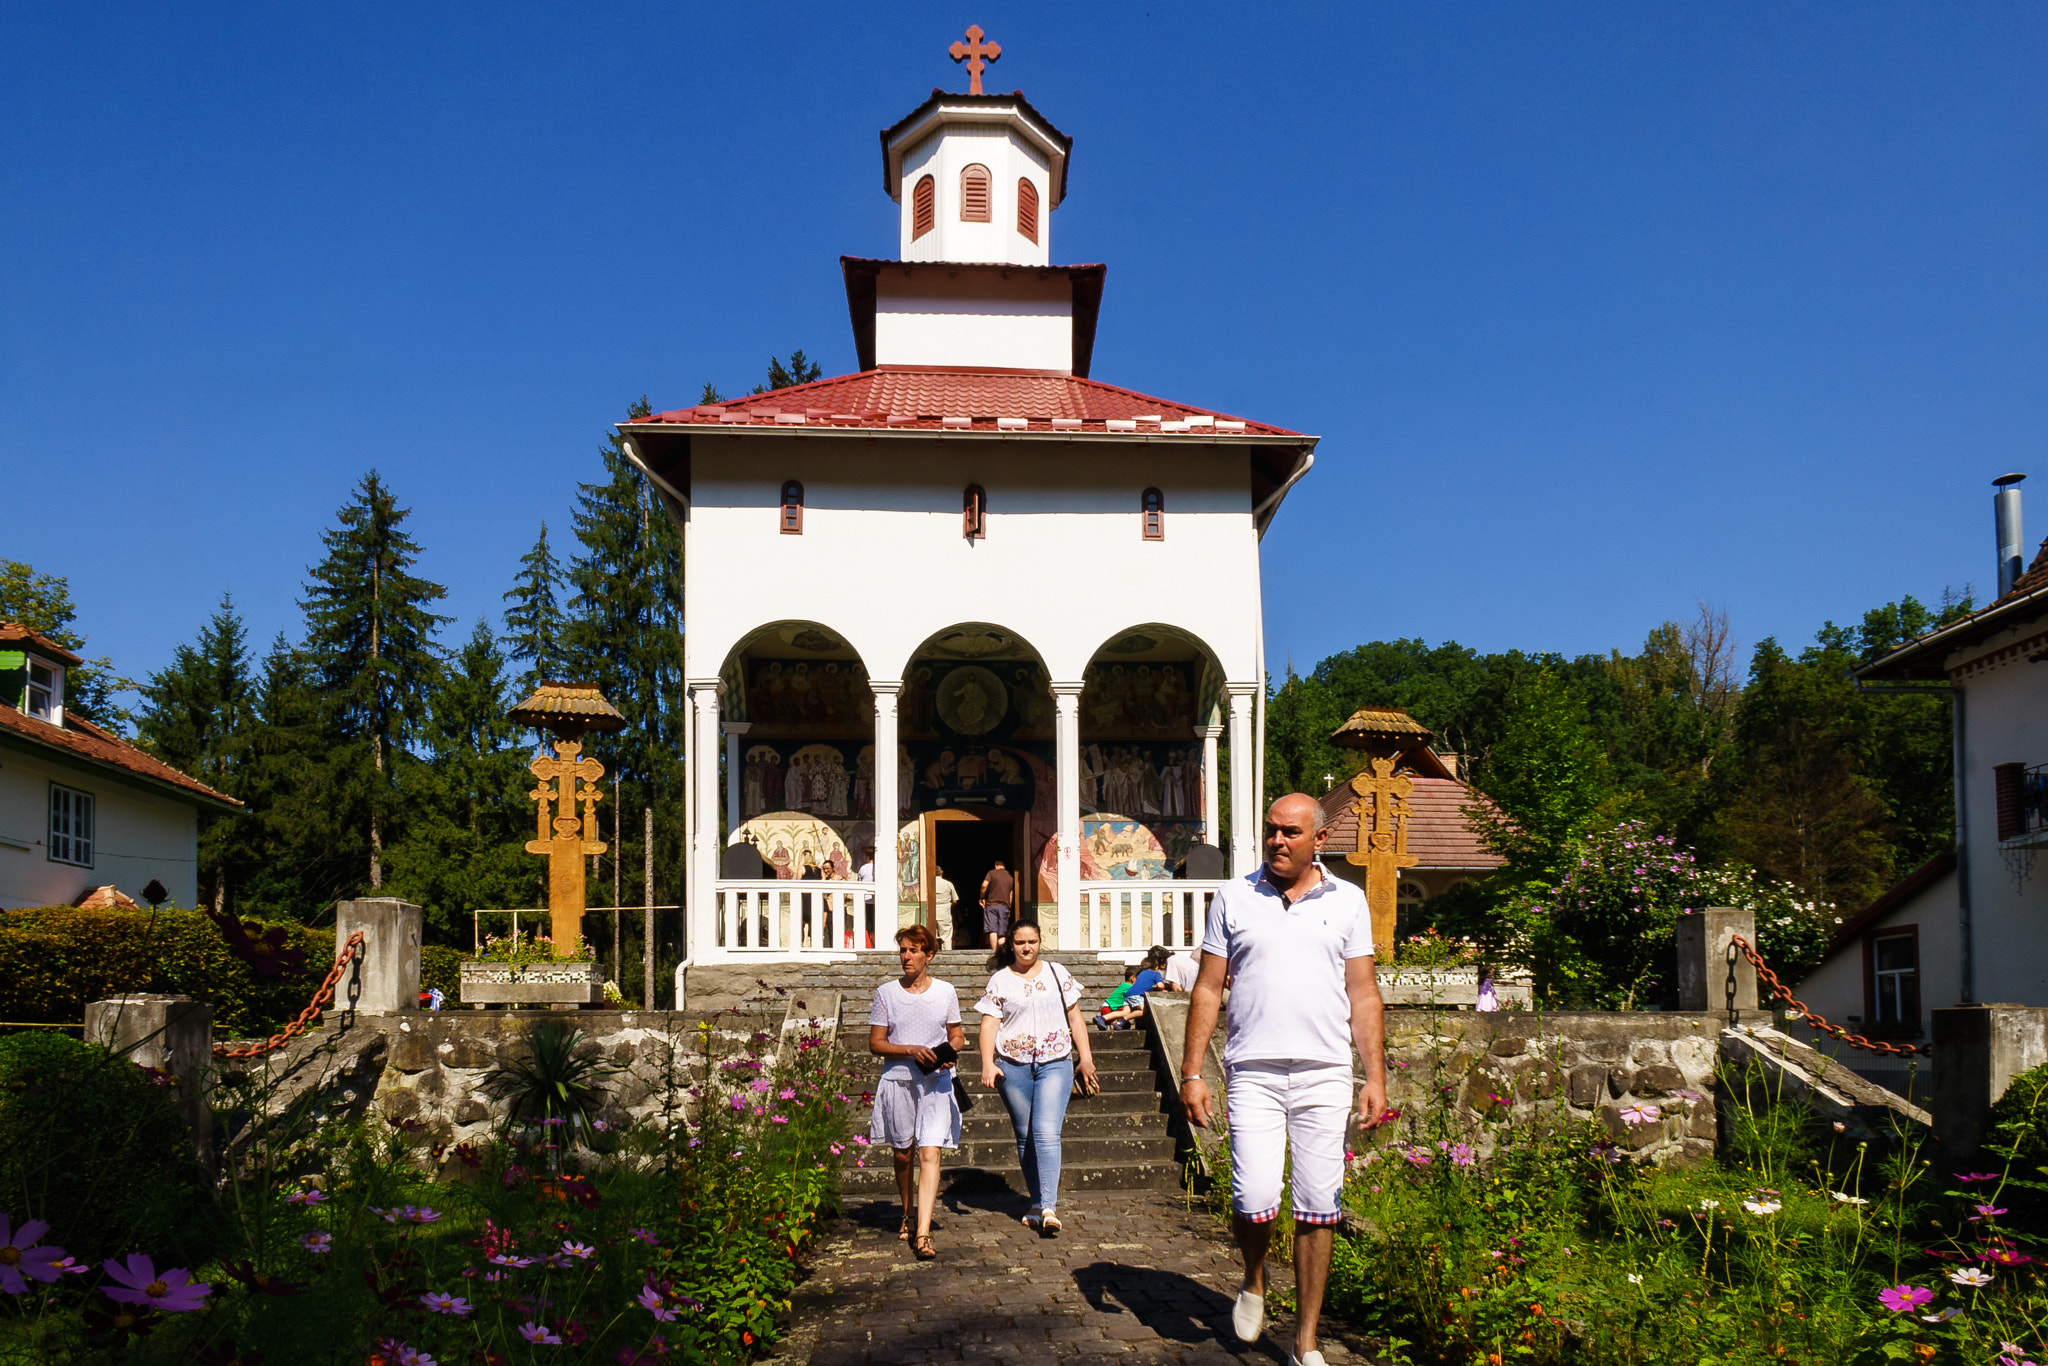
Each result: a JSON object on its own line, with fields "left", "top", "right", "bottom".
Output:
{"left": 926, "top": 809, "right": 1022, "bottom": 949}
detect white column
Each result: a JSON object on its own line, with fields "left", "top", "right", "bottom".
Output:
{"left": 1225, "top": 684, "right": 1259, "bottom": 875}
{"left": 1052, "top": 683, "right": 1085, "bottom": 951}
{"left": 721, "top": 721, "right": 751, "bottom": 833}
{"left": 870, "top": 681, "right": 901, "bottom": 939}
{"left": 688, "top": 680, "right": 723, "bottom": 957}
{"left": 1196, "top": 724, "right": 1222, "bottom": 848}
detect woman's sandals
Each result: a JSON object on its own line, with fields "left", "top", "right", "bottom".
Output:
{"left": 914, "top": 1233, "right": 937, "bottom": 1260}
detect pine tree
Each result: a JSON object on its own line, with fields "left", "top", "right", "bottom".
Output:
{"left": 751, "top": 349, "right": 823, "bottom": 394}
{"left": 136, "top": 593, "right": 255, "bottom": 909}
{"left": 502, "top": 522, "right": 567, "bottom": 694}
{"left": 300, "top": 472, "right": 450, "bottom": 889}
{"left": 235, "top": 633, "right": 350, "bottom": 919}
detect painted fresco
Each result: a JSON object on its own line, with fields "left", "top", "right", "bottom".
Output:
{"left": 1080, "top": 817, "right": 1206, "bottom": 880}
{"left": 742, "top": 660, "right": 873, "bottom": 735}
{"left": 910, "top": 741, "right": 1036, "bottom": 812}
{"left": 742, "top": 742, "right": 879, "bottom": 819}
{"left": 726, "top": 814, "right": 866, "bottom": 881}
{"left": 1078, "top": 741, "right": 1203, "bottom": 819}
{"left": 1080, "top": 659, "right": 1199, "bottom": 739}
{"left": 901, "top": 661, "right": 1054, "bottom": 741}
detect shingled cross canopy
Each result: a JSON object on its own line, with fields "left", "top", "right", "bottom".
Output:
{"left": 949, "top": 24, "right": 1001, "bottom": 95}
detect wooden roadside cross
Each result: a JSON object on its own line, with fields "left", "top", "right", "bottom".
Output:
{"left": 949, "top": 25, "right": 1002, "bottom": 95}
{"left": 1344, "top": 756, "right": 1418, "bottom": 958}
{"left": 526, "top": 739, "right": 609, "bottom": 957}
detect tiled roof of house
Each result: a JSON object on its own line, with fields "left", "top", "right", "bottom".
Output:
{"left": 0, "top": 623, "right": 83, "bottom": 666}
{"left": 1859, "top": 537, "right": 2048, "bottom": 680}
{"left": 627, "top": 368, "right": 1303, "bottom": 438}
{"left": 2003, "top": 538, "right": 2048, "bottom": 602}
{"left": 1317, "top": 775, "right": 1505, "bottom": 872}
{"left": 0, "top": 702, "right": 240, "bottom": 810}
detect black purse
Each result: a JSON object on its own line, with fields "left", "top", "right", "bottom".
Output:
{"left": 921, "top": 1042, "right": 973, "bottom": 1111}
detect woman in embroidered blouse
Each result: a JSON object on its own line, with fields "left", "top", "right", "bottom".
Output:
{"left": 975, "top": 921, "right": 1099, "bottom": 1234}
{"left": 869, "top": 923, "right": 964, "bottom": 1259}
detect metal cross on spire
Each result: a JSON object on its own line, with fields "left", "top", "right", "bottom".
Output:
{"left": 949, "top": 25, "right": 1001, "bottom": 95}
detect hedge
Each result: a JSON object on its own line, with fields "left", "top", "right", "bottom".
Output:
{"left": 0, "top": 908, "right": 463, "bottom": 1037}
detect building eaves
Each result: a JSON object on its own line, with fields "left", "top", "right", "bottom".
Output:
{"left": 0, "top": 623, "right": 84, "bottom": 667}
{"left": 1816, "top": 851, "right": 1957, "bottom": 960}
{"left": 0, "top": 702, "right": 242, "bottom": 812}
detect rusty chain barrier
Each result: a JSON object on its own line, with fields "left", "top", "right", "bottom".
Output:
{"left": 212, "top": 930, "right": 366, "bottom": 1060}
{"left": 1725, "top": 932, "right": 1927, "bottom": 1058}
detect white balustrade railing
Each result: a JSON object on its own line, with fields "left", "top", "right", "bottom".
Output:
{"left": 1073, "top": 880, "right": 1220, "bottom": 958}
{"left": 714, "top": 880, "right": 879, "bottom": 955}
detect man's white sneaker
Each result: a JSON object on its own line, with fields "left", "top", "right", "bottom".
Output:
{"left": 1230, "top": 1289, "right": 1264, "bottom": 1342}
{"left": 1289, "top": 1352, "right": 1328, "bottom": 1366}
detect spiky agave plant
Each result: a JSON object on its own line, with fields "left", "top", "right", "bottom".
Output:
{"left": 479, "top": 1023, "right": 615, "bottom": 1156}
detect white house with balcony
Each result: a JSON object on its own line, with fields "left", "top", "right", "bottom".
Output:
{"left": 0, "top": 623, "right": 240, "bottom": 910}
{"left": 1796, "top": 474, "right": 2048, "bottom": 1065}
{"left": 619, "top": 67, "right": 1318, "bottom": 969}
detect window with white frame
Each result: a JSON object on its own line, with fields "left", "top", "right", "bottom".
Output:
{"left": 1873, "top": 929, "right": 1919, "bottom": 1027}
{"left": 26, "top": 660, "right": 58, "bottom": 721}
{"left": 48, "top": 783, "right": 93, "bottom": 867}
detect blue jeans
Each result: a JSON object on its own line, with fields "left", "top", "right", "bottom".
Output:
{"left": 995, "top": 1054, "right": 1074, "bottom": 1213}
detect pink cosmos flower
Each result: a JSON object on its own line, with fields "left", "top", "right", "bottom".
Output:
{"left": 638, "top": 1282, "right": 679, "bottom": 1321}
{"left": 560, "top": 1242, "right": 594, "bottom": 1260}
{"left": 519, "top": 1322, "right": 563, "bottom": 1345}
{"left": 1977, "top": 1204, "right": 2010, "bottom": 1218}
{"left": 489, "top": 1254, "right": 537, "bottom": 1269}
{"left": 1956, "top": 1172, "right": 2000, "bottom": 1184}
{"left": 284, "top": 1189, "right": 327, "bottom": 1206}
{"left": 101, "top": 1254, "right": 211, "bottom": 1312}
{"left": 0, "top": 1214, "right": 65, "bottom": 1294}
{"left": 1877, "top": 1284, "right": 1933, "bottom": 1313}
{"left": 297, "top": 1232, "right": 332, "bottom": 1254}
{"left": 1618, "top": 1104, "right": 1661, "bottom": 1127}
{"left": 628, "top": 1229, "right": 660, "bottom": 1246}
{"left": 420, "top": 1291, "right": 472, "bottom": 1315}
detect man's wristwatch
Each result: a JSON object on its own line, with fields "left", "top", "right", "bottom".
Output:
{"left": 1180, "top": 1075, "right": 1205, "bottom": 1086}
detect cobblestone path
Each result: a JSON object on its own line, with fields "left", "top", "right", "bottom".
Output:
{"left": 764, "top": 1188, "right": 1386, "bottom": 1366}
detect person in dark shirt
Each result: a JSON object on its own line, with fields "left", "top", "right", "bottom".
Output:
{"left": 979, "top": 860, "right": 1015, "bottom": 949}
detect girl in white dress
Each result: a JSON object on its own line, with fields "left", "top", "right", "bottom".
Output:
{"left": 868, "top": 923, "right": 963, "bottom": 1259}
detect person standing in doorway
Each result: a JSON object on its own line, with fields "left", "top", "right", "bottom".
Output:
{"left": 1179, "top": 793, "right": 1388, "bottom": 1366}
{"left": 979, "top": 859, "right": 1015, "bottom": 949}
{"left": 932, "top": 865, "right": 959, "bottom": 950}
{"left": 976, "top": 922, "right": 1098, "bottom": 1234}
{"left": 856, "top": 844, "right": 876, "bottom": 949}
{"left": 868, "top": 924, "right": 964, "bottom": 1260}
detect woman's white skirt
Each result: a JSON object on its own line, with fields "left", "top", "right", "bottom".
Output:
{"left": 869, "top": 1069, "right": 962, "bottom": 1150}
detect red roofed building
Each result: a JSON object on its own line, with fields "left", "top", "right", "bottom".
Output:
{"left": 0, "top": 623, "right": 239, "bottom": 910}
{"left": 626, "top": 45, "right": 1320, "bottom": 973}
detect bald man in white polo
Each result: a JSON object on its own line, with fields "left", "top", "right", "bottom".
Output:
{"left": 1179, "top": 793, "right": 1388, "bottom": 1366}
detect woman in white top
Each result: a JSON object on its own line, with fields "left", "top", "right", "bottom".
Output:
{"left": 868, "top": 923, "right": 964, "bottom": 1259}
{"left": 975, "top": 921, "right": 1099, "bottom": 1234}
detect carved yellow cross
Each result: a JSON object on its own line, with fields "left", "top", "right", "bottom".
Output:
{"left": 526, "top": 739, "right": 609, "bottom": 957}
{"left": 1344, "top": 756, "right": 1418, "bottom": 958}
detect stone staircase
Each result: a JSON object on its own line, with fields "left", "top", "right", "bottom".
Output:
{"left": 796, "top": 951, "right": 1186, "bottom": 1196}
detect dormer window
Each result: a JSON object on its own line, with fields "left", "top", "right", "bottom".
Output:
{"left": 1142, "top": 487, "right": 1165, "bottom": 541}
{"left": 780, "top": 480, "right": 804, "bottom": 534}
{"left": 1017, "top": 177, "right": 1039, "bottom": 244}
{"left": 26, "top": 661, "right": 56, "bottom": 720}
{"left": 963, "top": 484, "right": 987, "bottom": 541}
{"left": 960, "top": 164, "right": 991, "bottom": 222}
{"left": 912, "top": 174, "right": 936, "bottom": 240}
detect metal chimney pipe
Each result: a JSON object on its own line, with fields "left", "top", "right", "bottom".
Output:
{"left": 1995, "top": 472, "right": 2026, "bottom": 597}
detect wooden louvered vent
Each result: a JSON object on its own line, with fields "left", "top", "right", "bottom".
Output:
{"left": 912, "top": 175, "right": 935, "bottom": 240}
{"left": 960, "top": 164, "right": 991, "bottom": 222}
{"left": 1017, "top": 177, "right": 1039, "bottom": 243}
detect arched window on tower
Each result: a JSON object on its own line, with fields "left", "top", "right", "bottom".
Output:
{"left": 912, "top": 175, "right": 935, "bottom": 240}
{"left": 1017, "top": 177, "right": 1040, "bottom": 244}
{"left": 780, "top": 480, "right": 804, "bottom": 535}
{"left": 960, "top": 164, "right": 991, "bottom": 222}
{"left": 963, "top": 483, "right": 987, "bottom": 541}
{"left": 1141, "top": 487, "right": 1165, "bottom": 540}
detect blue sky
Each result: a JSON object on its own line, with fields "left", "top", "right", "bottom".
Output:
{"left": 3, "top": 3, "right": 2038, "bottom": 702}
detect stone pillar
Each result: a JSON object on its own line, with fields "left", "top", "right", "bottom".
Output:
{"left": 85, "top": 993, "right": 214, "bottom": 1160}
{"left": 335, "top": 898, "right": 423, "bottom": 1014}
{"left": 870, "top": 681, "right": 902, "bottom": 937}
{"left": 1225, "top": 684, "right": 1259, "bottom": 875}
{"left": 1052, "top": 683, "right": 1085, "bottom": 950}
{"left": 1934, "top": 1004, "right": 2048, "bottom": 1156}
{"left": 688, "top": 679, "right": 723, "bottom": 958}
{"left": 1196, "top": 724, "right": 1222, "bottom": 850}
{"left": 721, "top": 720, "right": 751, "bottom": 834}
{"left": 1675, "top": 906, "right": 1757, "bottom": 1013}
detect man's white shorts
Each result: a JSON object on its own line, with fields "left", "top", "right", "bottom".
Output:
{"left": 1225, "top": 1060, "right": 1351, "bottom": 1226}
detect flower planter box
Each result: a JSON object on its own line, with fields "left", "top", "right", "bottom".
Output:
{"left": 1376, "top": 967, "right": 1534, "bottom": 1009}
{"left": 459, "top": 960, "right": 604, "bottom": 1007}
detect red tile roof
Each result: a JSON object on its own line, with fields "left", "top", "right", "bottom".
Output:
{"left": 0, "top": 702, "right": 240, "bottom": 810}
{"left": 0, "top": 624, "right": 83, "bottom": 667}
{"left": 1317, "top": 775, "right": 1505, "bottom": 872}
{"left": 627, "top": 368, "right": 1303, "bottom": 438}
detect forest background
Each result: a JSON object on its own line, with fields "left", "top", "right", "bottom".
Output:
{"left": 0, "top": 352, "right": 1972, "bottom": 1005}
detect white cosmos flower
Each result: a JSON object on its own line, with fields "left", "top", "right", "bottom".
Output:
{"left": 1742, "top": 1199, "right": 1782, "bottom": 1216}
{"left": 1949, "top": 1267, "right": 1995, "bottom": 1288}
{"left": 1627, "top": 1273, "right": 1643, "bottom": 1285}
{"left": 1698, "top": 1199, "right": 1720, "bottom": 1210}
{"left": 1829, "top": 1191, "right": 1869, "bottom": 1205}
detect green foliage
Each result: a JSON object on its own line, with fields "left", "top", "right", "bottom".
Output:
{"left": 0, "top": 1031, "right": 210, "bottom": 1264}
{"left": 0, "top": 557, "right": 130, "bottom": 728}
{"left": 477, "top": 1022, "right": 615, "bottom": 1143}
{"left": 501, "top": 521, "right": 567, "bottom": 697}
{"left": 753, "top": 348, "right": 823, "bottom": 393}
{"left": 135, "top": 592, "right": 255, "bottom": 907}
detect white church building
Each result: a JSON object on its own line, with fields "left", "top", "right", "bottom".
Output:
{"left": 621, "top": 45, "right": 1318, "bottom": 964}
